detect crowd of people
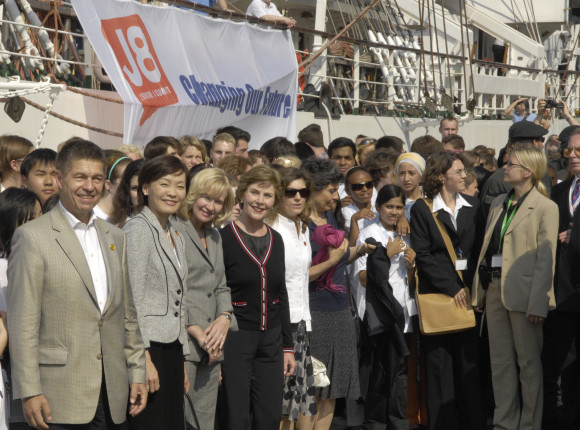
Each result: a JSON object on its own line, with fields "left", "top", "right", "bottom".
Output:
{"left": 0, "top": 113, "right": 579, "bottom": 430}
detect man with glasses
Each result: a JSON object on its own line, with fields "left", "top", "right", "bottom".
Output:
{"left": 480, "top": 121, "right": 551, "bottom": 218}
{"left": 542, "top": 126, "right": 580, "bottom": 430}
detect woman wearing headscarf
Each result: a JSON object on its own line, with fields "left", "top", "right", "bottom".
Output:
{"left": 393, "top": 152, "right": 426, "bottom": 221}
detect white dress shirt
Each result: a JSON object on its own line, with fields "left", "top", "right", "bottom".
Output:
{"left": 432, "top": 192, "right": 472, "bottom": 230}
{"left": 271, "top": 215, "right": 312, "bottom": 330}
{"left": 246, "top": 0, "right": 282, "bottom": 17}
{"left": 354, "top": 222, "right": 416, "bottom": 332}
{"left": 60, "top": 202, "right": 109, "bottom": 312}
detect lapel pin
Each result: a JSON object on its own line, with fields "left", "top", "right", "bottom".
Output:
{"left": 110, "top": 244, "right": 116, "bottom": 251}
{"left": 175, "top": 231, "right": 179, "bottom": 236}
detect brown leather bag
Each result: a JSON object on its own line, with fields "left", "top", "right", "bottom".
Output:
{"left": 415, "top": 198, "right": 476, "bottom": 335}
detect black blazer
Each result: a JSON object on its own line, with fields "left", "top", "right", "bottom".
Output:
{"left": 410, "top": 195, "right": 483, "bottom": 297}
{"left": 551, "top": 178, "right": 580, "bottom": 311}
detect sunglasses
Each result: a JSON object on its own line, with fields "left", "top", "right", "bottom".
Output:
{"left": 349, "top": 181, "right": 373, "bottom": 191}
{"left": 563, "top": 147, "right": 580, "bottom": 158}
{"left": 285, "top": 188, "right": 310, "bottom": 198}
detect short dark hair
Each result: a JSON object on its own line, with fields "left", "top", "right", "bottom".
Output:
{"left": 137, "top": 155, "right": 188, "bottom": 211}
{"left": 364, "top": 148, "right": 399, "bottom": 185}
{"left": 0, "top": 187, "right": 40, "bottom": 257}
{"left": 143, "top": 136, "right": 180, "bottom": 160}
{"left": 56, "top": 139, "right": 106, "bottom": 176}
{"left": 328, "top": 137, "right": 356, "bottom": 159}
{"left": 442, "top": 135, "right": 466, "bottom": 151}
{"left": 301, "top": 158, "right": 342, "bottom": 191}
{"left": 375, "top": 135, "right": 405, "bottom": 154}
{"left": 297, "top": 125, "right": 324, "bottom": 148}
{"left": 410, "top": 135, "right": 443, "bottom": 159}
{"left": 344, "top": 166, "right": 369, "bottom": 185}
{"left": 216, "top": 126, "right": 251, "bottom": 143}
{"left": 20, "top": 148, "right": 57, "bottom": 178}
{"left": 422, "top": 152, "right": 461, "bottom": 198}
{"left": 376, "top": 184, "right": 406, "bottom": 208}
{"left": 294, "top": 142, "right": 315, "bottom": 161}
{"left": 439, "top": 116, "right": 458, "bottom": 128}
{"left": 260, "top": 137, "right": 296, "bottom": 163}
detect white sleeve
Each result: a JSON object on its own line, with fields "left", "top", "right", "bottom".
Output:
{"left": 353, "top": 232, "right": 369, "bottom": 279}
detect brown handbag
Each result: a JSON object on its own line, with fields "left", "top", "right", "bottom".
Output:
{"left": 415, "top": 199, "right": 476, "bottom": 335}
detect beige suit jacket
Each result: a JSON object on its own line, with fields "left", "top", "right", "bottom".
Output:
{"left": 7, "top": 206, "right": 146, "bottom": 424}
{"left": 472, "top": 187, "right": 559, "bottom": 317}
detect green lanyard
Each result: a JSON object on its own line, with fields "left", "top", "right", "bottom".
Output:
{"left": 498, "top": 195, "right": 518, "bottom": 253}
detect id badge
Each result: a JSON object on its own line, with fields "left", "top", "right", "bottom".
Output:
{"left": 491, "top": 254, "right": 502, "bottom": 268}
{"left": 455, "top": 259, "right": 468, "bottom": 271}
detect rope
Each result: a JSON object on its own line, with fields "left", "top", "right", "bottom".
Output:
{"left": 20, "top": 96, "right": 124, "bottom": 137}
{"left": 65, "top": 86, "right": 124, "bottom": 104}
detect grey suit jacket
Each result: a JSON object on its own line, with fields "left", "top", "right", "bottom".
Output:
{"left": 178, "top": 219, "right": 237, "bottom": 362}
{"left": 473, "top": 188, "right": 559, "bottom": 317}
{"left": 7, "top": 205, "right": 145, "bottom": 425}
{"left": 123, "top": 207, "right": 189, "bottom": 354}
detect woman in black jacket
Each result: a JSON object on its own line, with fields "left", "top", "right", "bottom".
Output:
{"left": 219, "top": 165, "right": 296, "bottom": 430}
{"left": 410, "top": 152, "right": 485, "bottom": 430}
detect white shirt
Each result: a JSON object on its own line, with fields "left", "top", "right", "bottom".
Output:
{"left": 432, "top": 193, "right": 472, "bottom": 231}
{"left": 342, "top": 202, "right": 378, "bottom": 235}
{"left": 271, "top": 215, "right": 312, "bottom": 330}
{"left": 246, "top": 0, "right": 282, "bottom": 18}
{"left": 60, "top": 202, "right": 109, "bottom": 312}
{"left": 569, "top": 176, "right": 580, "bottom": 217}
{"left": 405, "top": 198, "right": 417, "bottom": 221}
{"left": 354, "top": 222, "right": 416, "bottom": 332}
{"left": 93, "top": 205, "right": 110, "bottom": 223}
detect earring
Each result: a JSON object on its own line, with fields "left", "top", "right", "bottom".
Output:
{"left": 144, "top": 192, "right": 148, "bottom": 196}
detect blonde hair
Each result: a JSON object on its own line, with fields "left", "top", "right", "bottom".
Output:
{"left": 178, "top": 168, "right": 234, "bottom": 228}
{"left": 179, "top": 135, "right": 208, "bottom": 163}
{"left": 272, "top": 155, "right": 301, "bottom": 168}
{"left": 237, "top": 165, "right": 282, "bottom": 214}
{"left": 212, "top": 133, "right": 235, "bottom": 147}
{"left": 511, "top": 144, "right": 548, "bottom": 197}
{"left": 356, "top": 139, "right": 375, "bottom": 165}
{"left": 117, "top": 143, "right": 143, "bottom": 159}
{"left": 0, "top": 135, "right": 33, "bottom": 172}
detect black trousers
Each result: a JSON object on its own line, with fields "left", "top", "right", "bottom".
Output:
{"left": 129, "top": 341, "right": 184, "bottom": 430}
{"left": 220, "top": 326, "right": 283, "bottom": 430}
{"left": 542, "top": 309, "right": 580, "bottom": 426}
{"left": 48, "top": 374, "right": 120, "bottom": 430}
{"left": 421, "top": 328, "right": 486, "bottom": 430}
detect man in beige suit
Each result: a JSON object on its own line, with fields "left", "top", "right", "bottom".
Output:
{"left": 7, "top": 140, "right": 147, "bottom": 430}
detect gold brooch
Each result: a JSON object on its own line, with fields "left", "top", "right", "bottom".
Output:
{"left": 175, "top": 231, "right": 179, "bottom": 236}
{"left": 110, "top": 244, "right": 116, "bottom": 251}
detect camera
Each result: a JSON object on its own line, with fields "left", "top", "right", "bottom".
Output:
{"left": 545, "top": 98, "right": 564, "bottom": 109}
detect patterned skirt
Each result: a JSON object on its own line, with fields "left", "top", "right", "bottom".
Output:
{"left": 309, "top": 308, "right": 361, "bottom": 400}
{"left": 282, "top": 320, "right": 317, "bottom": 420}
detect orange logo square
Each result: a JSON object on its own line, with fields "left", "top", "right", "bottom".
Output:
{"left": 101, "top": 14, "right": 178, "bottom": 125}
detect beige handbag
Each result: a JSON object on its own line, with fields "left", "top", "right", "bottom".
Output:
{"left": 311, "top": 356, "right": 330, "bottom": 387}
{"left": 415, "top": 199, "right": 476, "bottom": 335}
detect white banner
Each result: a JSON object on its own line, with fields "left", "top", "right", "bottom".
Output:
{"left": 71, "top": 0, "right": 297, "bottom": 148}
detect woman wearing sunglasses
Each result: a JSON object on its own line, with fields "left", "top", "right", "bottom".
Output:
{"left": 472, "top": 145, "right": 558, "bottom": 430}
{"left": 342, "top": 167, "right": 377, "bottom": 247}
{"left": 269, "top": 167, "right": 317, "bottom": 428}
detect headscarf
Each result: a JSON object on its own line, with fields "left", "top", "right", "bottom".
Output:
{"left": 392, "top": 152, "right": 426, "bottom": 184}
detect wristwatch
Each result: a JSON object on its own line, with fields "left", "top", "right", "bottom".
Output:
{"left": 221, "top": 313, "right": 232, "bottom": 321}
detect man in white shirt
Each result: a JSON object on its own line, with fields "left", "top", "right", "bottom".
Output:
{"left": 246, "top": 0, "right": 296, "bottom": 27}
{"left": 7, "top": 140, "right": 147, "bottom": 430}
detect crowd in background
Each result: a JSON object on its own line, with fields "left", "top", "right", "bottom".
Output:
{"left": 0, "top": 109, "right": 579, "bottom": 430}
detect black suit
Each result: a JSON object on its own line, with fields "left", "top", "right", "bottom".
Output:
{"left": 543, "top": 177, "right": 580, "bottom": 428}
{"left": 410, "top": 196, "right": 486, "bottom": 430}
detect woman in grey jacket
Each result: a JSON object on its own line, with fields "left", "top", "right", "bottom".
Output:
{"left": 178, "top": 168, "right": 237, "bottom": 429}
{"left": 124, "top": 155, "right": 190, "bottom": 430}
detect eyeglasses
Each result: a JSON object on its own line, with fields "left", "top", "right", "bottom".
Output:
{"left": 563, "top": 147, "right": 580, "bottom": 158}
{"left": 359, "top": 138, "right": 376, "bottom": 146}
{"left": 451, "top": 169, "right": 468, "bottom": 176}
{"left": 349, "top": 181, "right": 373, "bottom": 191}
{"left": 285, "top": 188, "right": 310, "bottom": 198}
{"left": 505, "top": 160, "right": 529, "bottom": 170}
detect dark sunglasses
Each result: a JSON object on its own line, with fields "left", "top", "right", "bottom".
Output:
{"left": 285, "top": 188, "right": 310, "bottom": 198}
{"left": 349, "top": 181, "right": 373, "bottom": 191}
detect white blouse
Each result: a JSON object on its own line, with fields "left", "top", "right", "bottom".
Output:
{"left": 271, "top": 215, "right": 312, "bottom": 330}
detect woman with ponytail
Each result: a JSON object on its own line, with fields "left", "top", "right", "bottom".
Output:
{"left": 472, "top": 143, "right": 558, "bottom": 430}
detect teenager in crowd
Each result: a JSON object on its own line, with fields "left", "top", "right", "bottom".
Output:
{"left": 20, "top": 148, "right": 58, "bottom": 205}
{"left": 110, "top": 159, "right": 146, "bottom": 227}
{"left": 94, "top": 151, "right": 131, "bottom": 222}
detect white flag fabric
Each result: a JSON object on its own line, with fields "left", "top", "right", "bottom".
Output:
{"left": 71, "top": 0, "right": 297, "bottom": 147}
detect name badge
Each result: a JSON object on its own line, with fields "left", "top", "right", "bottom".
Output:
{"left": 455, "top": 259, "right": 468, "bottom": 271}
{"left": 491, "top": 254, "right": 502, "bottom": 268}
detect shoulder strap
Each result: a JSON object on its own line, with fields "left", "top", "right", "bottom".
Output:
{"left": 421, "top": 198, "right": 464, "bottom": 282}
